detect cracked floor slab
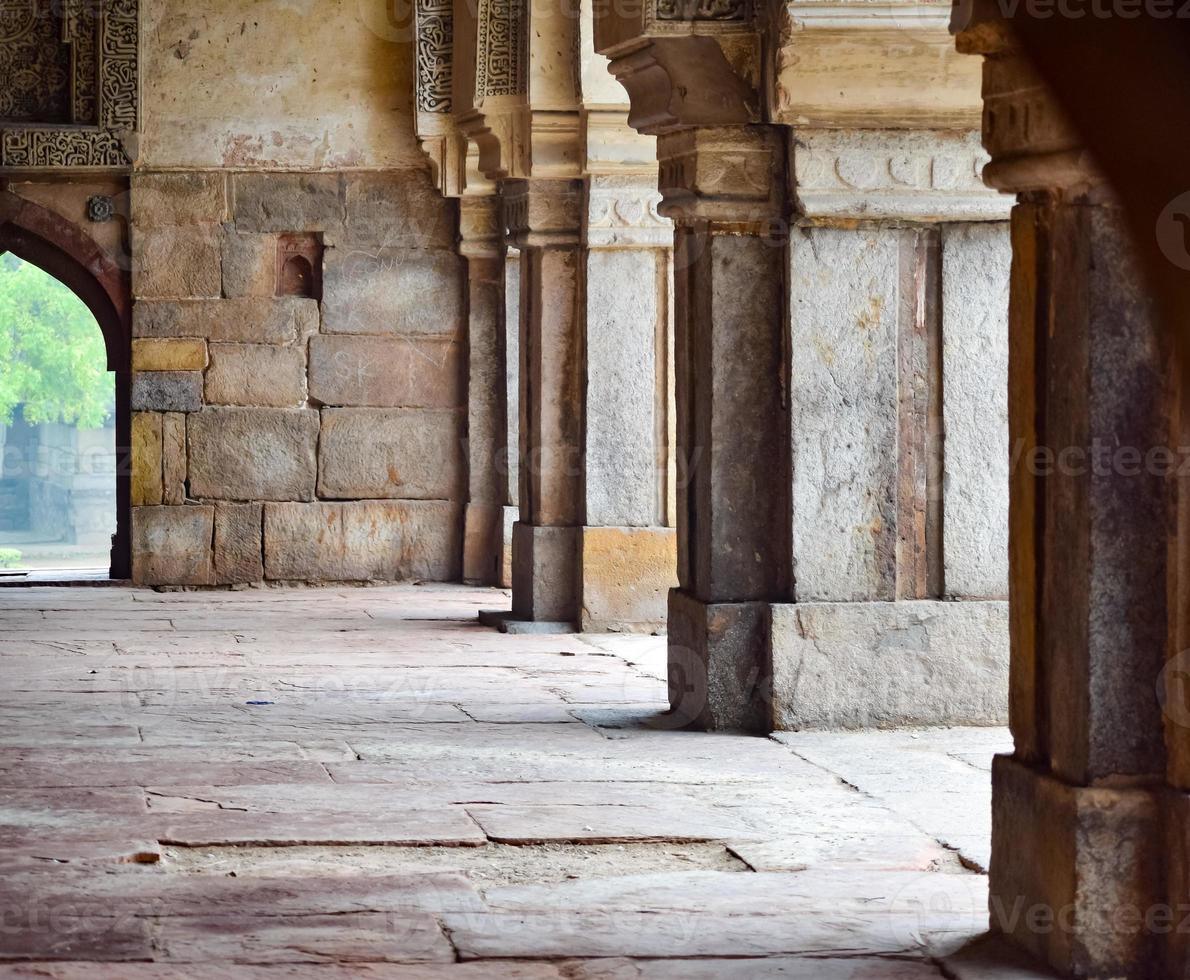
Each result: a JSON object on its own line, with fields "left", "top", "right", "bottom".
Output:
{"left": 0, "top": 583, "right": 1053, "bottom": 976}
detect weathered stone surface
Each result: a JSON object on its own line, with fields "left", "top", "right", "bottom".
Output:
{"left": 770, "top": 600, "right": 1008, "bottom": 729}
{"left": 789, "top": 226, "right": 898, "bottom": 602}
{"left": 134, "top": 298, "right": 319, "bottom": 345}
{"left": 585, "top": 248, "right": 664, "bottom": 528}
{"left": 263, "top": 500, "right": 462, "bottom": 581}
{"left": 132, "top": 372, "right": 203, "bottom": 412}
{"left": 162, "top": 413, "right": 187, "bottom": 506}
{"left": 133, "top": 225, "right": 222, "bottom": 299}
{"left": 317, "top": 408, "right": 463, "bottom": 500}
{"left": 188, "top": 408, "right": 319, "bottom": 501}
{"left": 510, "top": 523, "right": 580, "bottom": 624}
{"left": 132, "top": 505, "right": 215, "bottom": 586}
{"left": 221, "top": 227, "right": 277, "bottom": 298}
{"left": 134, "top": 172, "right": 228, "bottom": 226}
{"left": 668, "top": 590, "right": 770, "bottom": 732}
{"left": 233, "top": 173, "right": 343, "bottom": 234}
{"left": 132, "top": 338, "right": 208, "bottom": 373}
{"left": 205, "top": 344, "right": 306, "bottom": 408}
{"left": 214, "top": 503, "right": 263, "bottom": 585}
{"left": 308, "top": 336, "right": 463, "bottom": 408}
{"left": 321, "top": 248, "right": 464, "bottom": 336}
{"left": 131, "top": 412, "right": 163, "bottom": 507}
{"left": 341, "top": 170, "right": 457, "bottom": 248}
{"left": 941, "top": 222, "right": 1011, "bottom": 599}
{"left": 991, "top": 755, "right": 1160, "bottom": 977}
{"left": 580, "top": 526, "right": 676, "bottom": 632}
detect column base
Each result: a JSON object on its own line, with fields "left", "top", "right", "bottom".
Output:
{"left": 463, "top": 503, "right": 517, "bottom": 587}
{"left": 769, "top": 600, "right": 1009, "bottom": 729}
{"left": 507, "top": 521, "right": 580, "bottom": 625}
{"left": 578, "top": 526, "right": 676, "bottom": 633}
{"left": 667, "top": 589, "right": 771, "bottom": 733}
{"left": 990, "top": 755, "right": 1160, "bottom": 978}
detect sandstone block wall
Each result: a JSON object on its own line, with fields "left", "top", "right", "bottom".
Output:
{"left": 129, "top": 169, "right": 465, "bottom": 586}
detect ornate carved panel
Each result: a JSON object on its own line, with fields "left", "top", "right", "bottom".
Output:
{"left": 645, "top": 0, "right": 751, "bottom": 32}
{"left": 0, "top": 0, "right": 138, "bottom": 170}
{"left": 475, "top": 0, "right": 525, "bottom": 99}
{"left": 415, "top": 0, "right": 452, "bottom": 114}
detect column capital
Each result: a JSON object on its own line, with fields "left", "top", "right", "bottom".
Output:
{"left": 791, "top": 128, "right": 1011, "bottom": 223}
{"left": 502, "top": 178, "right": 583, "bottom": 248}
{"left": 459, "top": 195, "right": 505, "bottom": 259}
{"left": 657, "top": 125, "right": 786, "bottom": 229}
{"left": 955, "top": 16, "right": 1104, "bottom": 195}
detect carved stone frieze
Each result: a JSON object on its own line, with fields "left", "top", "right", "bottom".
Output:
{"left": 415, "top": 0, "right": 453, "bottom": 113}
{"left": 475, "top": 0, "right": 525, "bottom": 100}
{"left": 657, "top": 125, "right": 786, "bottom": 227}
{"left": 0, "top": 0, "right": 138, "bottom": 170}
{"left": 792, "top": 129, "right": 1011, "bottom": 221}
{"left": 585, "top": 175, "right": 671, "bottom": 248}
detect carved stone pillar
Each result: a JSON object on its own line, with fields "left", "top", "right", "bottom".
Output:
{"left": 960, "top": 23, "right": 1170, "bottom": 979}
{"left": 660, "top": 125, "right": 793, "bottom": 731}
{"left": 499, "top": 178, "right": 586, "bottom": 628}
{"left": 460, "top": 196, "right": 516, "bottom": 585}
{"left": 578, "top": 170, "right": 677, "bottom": 632}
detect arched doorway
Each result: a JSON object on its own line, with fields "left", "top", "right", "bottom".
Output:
{"left": 0, "top": 193, "right": 131, "bottom": 579}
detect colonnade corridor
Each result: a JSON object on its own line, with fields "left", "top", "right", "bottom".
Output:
{"left": 0, "top": 584, "right": 1040, "bottom": 978}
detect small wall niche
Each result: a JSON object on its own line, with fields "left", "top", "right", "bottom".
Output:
{"left": 276, "top": 234, "right": 323, "bottom": 300}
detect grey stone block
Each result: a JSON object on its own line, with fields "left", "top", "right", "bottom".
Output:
{"left": 205, "top": 343, "right": 306, "bottom": 408}
{"left": 769, "top": 599, "right": 1009, "bottom": 729}
{"left": 510, "top": 522, "right": 579, "bottom": 624}
{"left": 214, "top": 502, "right": 264, "bottom": 585}
{"left": 187, "top": 408, "right": 320, "bottom": 501}
{"left": 941, "top": 222, "right": 1011, "bottom": 599}
{"left": 133, "top": 173, "right": 227, "bottom": 227}
{"left": 233, "top": 173, "right": 344, "bottom": 234}
{"left": 341, "top": 170, "right": 457, "bottom": 248}
{"left": 317, "top": 408, "right": 464, "bottom": 500}
{"left": 132, "top": 372, "right": 203, "bottom": 412}
{"left": 308, "top": 335, "right": 463, "bottom": 408}
{"left": 134, "top": 298, "right": 318, "bottom": 345}
{"left": 221, "top": 227, "right": 277, "bottom": 298}
{"left": 263, "top": 500, "right": 461, "bottom": 582}
{"left": 789, "top": 226, "right": 899, "bottom": 602}
{"left": 132, "top": 505, "right": 215, "bottom": 586}
{"left": 321, "top": 248, "right": 464, "bottom": 337}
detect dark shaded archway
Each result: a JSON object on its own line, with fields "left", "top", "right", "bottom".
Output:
{"left": 0, "top": 192, "right": 132, "bottom": 579}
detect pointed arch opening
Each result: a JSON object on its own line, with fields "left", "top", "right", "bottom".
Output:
{"left": 0, "top": 192, "right": 131, "bottom": 580}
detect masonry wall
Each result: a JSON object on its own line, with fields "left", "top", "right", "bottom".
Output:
{"left": 124, "top": 0, "right": 467, "bottom": 586}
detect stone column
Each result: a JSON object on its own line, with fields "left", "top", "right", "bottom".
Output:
{"left": 659, "top": 125, "right": 793, "bottom": 732}
{"left": 578, "top": 173, "right": 677, "bottom": 632}
{"left": 459, "top": 196, "right": 516, "bottom": 586}
{"left": 500, "top": 178, "right": 586, "bottom": 629}
{"left": 961, "top": 25, "right": 1170, "bottom": 978}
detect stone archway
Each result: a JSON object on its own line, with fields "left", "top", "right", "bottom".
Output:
{"left": 0, "top": 191, "right": 132, "bottom": 579}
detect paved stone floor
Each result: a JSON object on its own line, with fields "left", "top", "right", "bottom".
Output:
{"left": 0, "top": 584, "right": 1054, "bottom": 978}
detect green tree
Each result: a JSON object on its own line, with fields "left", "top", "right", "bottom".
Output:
{"left": 0, "top": 253, "right": 114, "bottom": 430}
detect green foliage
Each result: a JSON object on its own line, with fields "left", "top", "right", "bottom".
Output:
{"left": 0, "top": 254, "right": 114, "bottom": 429}
{"left": 0, "top": 548, "right": 21, "bottom": 568}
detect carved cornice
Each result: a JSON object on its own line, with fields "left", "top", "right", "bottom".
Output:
{"left": 503, "top": 178, "right": 583, "bottom": 248}
{"left": 955, "top": 13, "right": 1101, "bottom": 194}
{"left": 0, "top": 0, "right": 139, "bottom": 170}
{"left": 792, "top": 129, "right": 1011, "bottom": 222}
{"left": 585, "top": 174, "right": 671, "bottom": 248}
{"left": 657, "top": 125, "right": 786, "bottom": 228}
